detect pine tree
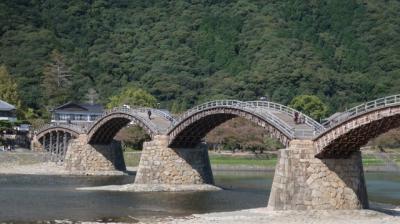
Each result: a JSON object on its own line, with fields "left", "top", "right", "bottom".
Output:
{"left": 85, "top": 88, "right": 99, "bottom": 104}
{"left": 41, "top": 49, "right": 72, "bottom": 107}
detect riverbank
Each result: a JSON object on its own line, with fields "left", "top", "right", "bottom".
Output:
{"left": 125, "top": 151, "right": 400, "bottom": 172}
{"left": 0, "top": 151, "right": 398, "bottom": 175}
{"left": 0, "top": 162, "right": 129, "bottom": 175}
{"left": 137, "top": 203, "right": 400, "bottom": 224}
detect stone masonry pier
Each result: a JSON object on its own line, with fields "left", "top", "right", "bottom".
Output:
{"left": 134, "top": 135, "right": 214, "bottom": 185}
{"left": 64, "top": 135, "right": 126, "bottom": 173}
{"left": 268, "top": 140, "right": 368, "bottom": 210}
{"left": 61, "top": 135, "right": 368, "bottom": 210}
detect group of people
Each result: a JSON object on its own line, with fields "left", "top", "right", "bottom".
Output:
{"left": 293, "top": 111, "right": 306, "bottom": 124}
{"left": 0, "top": 144, "right": 14, "bottom": 151}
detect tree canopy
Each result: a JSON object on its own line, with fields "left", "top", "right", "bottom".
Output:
{"left": 0, "top": 65, "right": 21, "bottom": 108}
{"left": 107, "top": 87, "right": 157, "bottom": 108}
{"left": 0, "top": 0, "right": 399, "bottom": 117}
{"left": 289, "top": 95, "right": 328, "bottom": 121}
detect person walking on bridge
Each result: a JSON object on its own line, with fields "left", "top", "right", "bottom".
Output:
{"left": 147, "top": 110, "right": 152, "bottom": 120}
{"left": 294, "top": 111, "right": 299, "bottom": 124}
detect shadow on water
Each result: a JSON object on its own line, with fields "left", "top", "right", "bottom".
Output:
{"left": 370, "top": 203, "right": 400, "bottom": 217}
{"left": 0, "top": 171, "right": 398, "bottom": 222}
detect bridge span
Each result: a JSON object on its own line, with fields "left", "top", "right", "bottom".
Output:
{"left": 32, "top": 94, "right": 400, "bottom": 210}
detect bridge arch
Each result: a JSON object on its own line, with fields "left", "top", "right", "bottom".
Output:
{"left": 33, "top": 124, "right": 84, "bottom": 161}
{"left": 36, "top": 124, "right": 82, "bottom": 140}
{"left": 167, "top": 100, "right": 321, "bottom": 148}
{"left": 315, "top": 95, "right": 400, "bottom": 158}
{"left": 87, "top": 107, "right": 173, "bottom": 144}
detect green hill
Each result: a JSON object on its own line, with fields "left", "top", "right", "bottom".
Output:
{"left": 1, "top": 0, "right": 399, "bottom": 113}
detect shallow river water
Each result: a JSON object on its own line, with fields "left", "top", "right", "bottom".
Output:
{"left": 0, "top": 171, "right": 398, "bottom": 222}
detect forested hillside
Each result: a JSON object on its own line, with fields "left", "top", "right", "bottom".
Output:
{"left": 1, "top": 0, "right": 399, "bottom": 114}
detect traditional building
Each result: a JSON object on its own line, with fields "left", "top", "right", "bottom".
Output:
{"left": 0, "top": 100, "right": 17, "bottom": 122}
{"left": 51, "top": 102, "right": 104, "bottom": 124}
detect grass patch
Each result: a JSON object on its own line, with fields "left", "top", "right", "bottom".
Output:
{"left": 123, "top": 152, "right": 141, "bottom": 167}
{"left": 209, "top": 155, "right": 277, "bottom": 166}
{"left": 362, "top": 158, "right": 385, "bottom": 166}
{"left": 123, "top": 152, "right": 389, "bottom": 168}
{"left": 395, "top": 158, "right": 400, "bottom": 166}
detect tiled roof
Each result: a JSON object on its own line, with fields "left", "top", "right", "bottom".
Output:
{"left": 0, "top": 100, "right": 16, "bottom": 111}
{"left": 78, "top": 103, "right": 104, "bottom": 113}
{"left": 53, "top": 102, "right": 104, "bottom": 113}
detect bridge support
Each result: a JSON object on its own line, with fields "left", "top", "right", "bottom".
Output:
{"left": 268, "top": 140, "right": 368, "bottom": 210}
{"left": 64, "top": 135, "right": 126, "bottom": 173}
{"left": 135, "top": 135, "right": 214, "bottom": 184}
{"left": 31, "top": 135, "right": 43, "bottom": 152}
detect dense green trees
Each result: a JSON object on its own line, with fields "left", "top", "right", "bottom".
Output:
{"left": 0, "top": 0, "right": 399, "bottom": 117}
{"left": 107, "top": 87, "right": 157, "bottom": 108}
{"left": 289, "top": 95, "right": 328, "bottom": 121}
{"left": 0, "top": 65, "right": 20, "bottom": 108}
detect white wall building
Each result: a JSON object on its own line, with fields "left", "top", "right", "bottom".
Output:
{"left": 51, "top": 102, "right": 104, "bottom": 124}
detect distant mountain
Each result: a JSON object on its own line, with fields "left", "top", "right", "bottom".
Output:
{"left": 1, "top": 0, "right": 399, "bottom": 113}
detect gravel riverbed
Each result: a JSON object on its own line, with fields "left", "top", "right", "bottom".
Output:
{"left": 136, "top": 204, "right": 400, "bottom": 224}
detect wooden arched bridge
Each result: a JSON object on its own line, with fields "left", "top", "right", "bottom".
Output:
{"left": 34, "top": 95, "right": 400, "bottom": 158}
{"left": 33, "top": 100, "right": 324, "bottom": 158}
{"left": 32, "top": 94, "right": 400, "bottom": 210}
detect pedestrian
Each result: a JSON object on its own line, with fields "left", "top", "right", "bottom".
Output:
{"left": 147, "top": 110, "right": 152, "bottom": 120}
{"left": 299, "top": 114, "right": 304, "bottom": 124}
{"left": 294, "top": 111, "right": 299, "bottom": 124}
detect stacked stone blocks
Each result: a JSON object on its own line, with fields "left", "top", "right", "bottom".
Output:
{"left": 135, "top": 135, "right": 214, "bottom": 185}
{"left": 268, "top": 140, "right": 368, "bottom": 210}
{"left": 64, "top": 135, "right": 126, "bottom": 172}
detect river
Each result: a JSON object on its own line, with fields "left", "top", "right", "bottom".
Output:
{"left": 0, "top": 171, "right": 398, "bottom": 222}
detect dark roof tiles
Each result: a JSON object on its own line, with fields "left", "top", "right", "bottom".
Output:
{"left": 53, "top": 102, "right": 104, "bottom": 113}
{"left": 0, "top": 100, "right": 16, "bottom": 111}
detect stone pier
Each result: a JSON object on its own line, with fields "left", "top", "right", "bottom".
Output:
{"left": 64, "top": 135, "right": 126, "bottom": 173}
{"left": 268, "top": 140, "right": 368, "bottom": 210}
{"left": 135, "top": 135, "right": 214, "bottom": 185}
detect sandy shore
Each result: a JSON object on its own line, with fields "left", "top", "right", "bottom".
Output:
{"left": 0, "top": 162, "right": 130, "bottom": 176}
{"left": 136, "top": 204, "right": 400, "bottom": 224}
{"left": 0, "top": 162, "right": 70, "bottom": 175}
{"left": 78, "top": 183, "right": 221, "bottom": 192}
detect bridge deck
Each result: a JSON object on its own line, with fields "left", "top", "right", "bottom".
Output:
{"left": 270, "top": 111, "right": 315, "bottom": 138}
{"left": 136, "top": 111, "right": 173, "bottom": 132}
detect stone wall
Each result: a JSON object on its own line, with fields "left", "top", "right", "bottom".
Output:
{"left": 268, "top": 140, "right": 368, "bottom": 210}
{"left": 64, "top": 135, "right": 126, "bottom": 172}
{"left": 135, "top": 135, "right": 214, "bottom": 184}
